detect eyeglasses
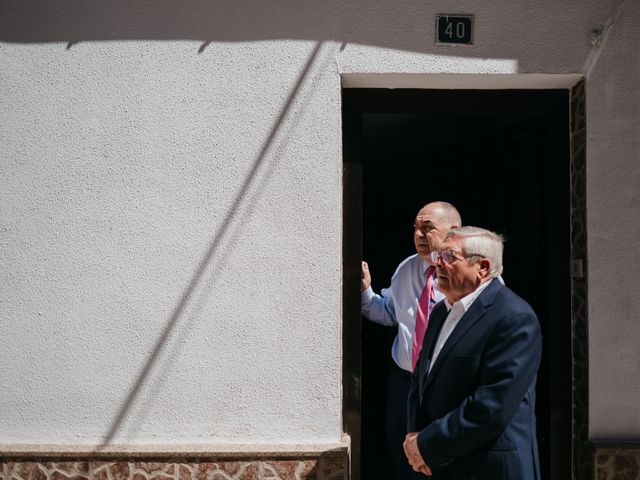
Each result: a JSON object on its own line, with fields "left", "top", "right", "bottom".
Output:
{"left": 431, "top": 249, "right": 483, "bottom": 265}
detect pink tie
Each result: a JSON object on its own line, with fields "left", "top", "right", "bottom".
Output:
{"left": 412, "top": 265, "right": 436, "bottom": 371}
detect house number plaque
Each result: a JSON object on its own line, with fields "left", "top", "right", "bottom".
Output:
{"left": 437, "top": 14, "right": 474, "bottom": 45}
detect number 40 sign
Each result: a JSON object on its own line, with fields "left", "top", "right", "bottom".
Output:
{"left": 437, "top": 14, "right": 474, "bottom": 45}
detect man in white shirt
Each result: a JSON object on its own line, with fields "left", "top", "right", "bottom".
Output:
{"left": 361, "top": 201, "right": 461, "bottom": 480}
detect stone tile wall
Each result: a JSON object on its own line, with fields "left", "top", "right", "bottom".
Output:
{"left": 595, "top": 448, "right": 640, "bottom": 480}
{"left": 0, "top": 456, "right": 348, "bottom": 480}
{"left": 570, "top": 78, "right": 590, "bottom": 480}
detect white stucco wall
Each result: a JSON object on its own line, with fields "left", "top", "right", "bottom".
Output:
{"left": 0, "top": 41, "right": 344, "bottom": 445}
{"left": 1, "top": 0, "right": 638, "bottom": 445}
{"left": 583, "top": 0, "right": 640, "bottom": 439}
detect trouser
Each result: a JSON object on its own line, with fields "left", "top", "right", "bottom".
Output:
{"left": 386, "top": 362, "right": 424, "bottom": 480}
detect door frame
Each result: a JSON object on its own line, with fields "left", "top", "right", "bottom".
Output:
{"left": 340, "top": 74, "right": 589, "bottom": 480}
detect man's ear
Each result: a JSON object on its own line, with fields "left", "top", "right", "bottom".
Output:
{"left": 478, "top": 258, "right": 491, "bottom": 279}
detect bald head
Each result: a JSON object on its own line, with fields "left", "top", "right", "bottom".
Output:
{"left": 413, "top": 201, "right": 461, "bottom": 263}
{"left": 422, "top": 201, "right": 461, "bottom": 229}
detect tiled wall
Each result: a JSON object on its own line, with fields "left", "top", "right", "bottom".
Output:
{"left": 0, "top": 455, "right": 348, "bottom": 480}
{"left": 595, "top": 448, "right": 640, "bottom": 480}
{"left": 570, "top": 78, "right": 590, "bottom": 480}
{"left": 12, "top": 446, "right": 640, "bottom": 480}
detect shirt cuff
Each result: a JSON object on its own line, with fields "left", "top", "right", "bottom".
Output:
{"left": 361, "top": 286, "right": 375, "bottom": 305}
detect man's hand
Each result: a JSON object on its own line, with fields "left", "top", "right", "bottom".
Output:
{"left": 361, "top": 261, "right": 372, "bottom": 291}
{"left": 403, "top": 432, "right": 432, "bottom": 476}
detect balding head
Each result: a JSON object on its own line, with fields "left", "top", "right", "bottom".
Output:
{"left": 413, "top": 201, "right": 461, "bottom": 263}
{"left": 422, "top": 201, "right": 461, "bottom": 229}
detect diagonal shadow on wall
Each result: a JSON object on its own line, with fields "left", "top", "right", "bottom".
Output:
{"left": 98, "top": 40, "right": 329, "bottom": 446}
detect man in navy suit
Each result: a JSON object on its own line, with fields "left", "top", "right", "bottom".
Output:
{"left": 404, "top": 226, "right": 542, "bottom": 479}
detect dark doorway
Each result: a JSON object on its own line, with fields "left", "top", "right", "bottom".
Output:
{"left": 342, "top": 89, "right": 572, "bottom": 480}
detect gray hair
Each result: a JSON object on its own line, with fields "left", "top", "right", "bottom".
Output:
{"left": 445, "top": 226, "right": 504, "bottom": 278}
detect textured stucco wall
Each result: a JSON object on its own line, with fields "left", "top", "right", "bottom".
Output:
{"left": 0, "top": 40, "right": 344, "bottom": 444}
{"left": 1, "top": 0, "right": 638, "bottom": 444}
{"left": 583, "top": 0, "right": 640, "bottom": 439}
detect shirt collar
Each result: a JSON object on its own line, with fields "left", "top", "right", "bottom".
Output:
{"left": 444, "top": 278, "right": 494, "bottom": 312}
{"left": 421, "top": 259, "right": 436, "bottom": 276}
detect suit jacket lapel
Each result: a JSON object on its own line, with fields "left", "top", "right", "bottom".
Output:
{"left": 418, "top": 301, "right": 448, "bottom": 403}
{"left": 423, "top": 279, "right": 503, "bottom": 391}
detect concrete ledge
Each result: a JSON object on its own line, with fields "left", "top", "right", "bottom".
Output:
{"left": 341, "top": 73, "right": 584, "bottom": 90}
{"left": 0, "top": 437, "right": 350, "bottom": 459}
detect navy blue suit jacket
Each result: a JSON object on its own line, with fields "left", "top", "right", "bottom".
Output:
{"left": 407, "top": 278, "right": 542, "bottom": 480}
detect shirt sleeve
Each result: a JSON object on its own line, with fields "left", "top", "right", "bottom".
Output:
{"left": 361, "top": 286, "right": 397, "bottom": 326}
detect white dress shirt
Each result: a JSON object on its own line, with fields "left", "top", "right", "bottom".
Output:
{"left": 428, "top": 278, "right": 494, "bottom": 374}
{"left": 361, "top": 254, "right": 444, "bottom": 372}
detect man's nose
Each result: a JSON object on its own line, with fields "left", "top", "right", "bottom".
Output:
{"left": 415, "top": 229, "right": 425, "bottom": 237}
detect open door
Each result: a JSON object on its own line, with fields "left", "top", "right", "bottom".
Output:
{"left": 343, "top": 87, "right": 576, "bottom": 480}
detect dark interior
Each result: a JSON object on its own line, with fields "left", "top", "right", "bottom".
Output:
{"left": 342, "top": 88, "right": 572, "bottom": 480}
